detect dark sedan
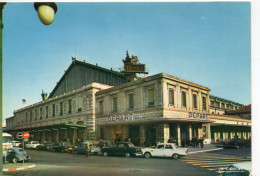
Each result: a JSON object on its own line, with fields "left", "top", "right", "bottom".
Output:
{"left": 49, "top": 142, "right": 74, "bottom": 153}
{"left": 101, "top": 142, "right": 141, "bottom": 157}
{"left": 36, "top": 142, "right": 54, "bottom": 151}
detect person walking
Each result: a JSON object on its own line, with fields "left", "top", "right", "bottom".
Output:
{"left": 200, "top": 137, "right": 204, "bottom": 148}
{"left": 86, "top": 143, "right": 90, "bottom": 158}
{"left": 99, "top": 139, "right": 104, "bottom": 150}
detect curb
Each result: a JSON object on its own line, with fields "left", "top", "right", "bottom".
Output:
{"left": 188, "top": 148, "right": 223, "bottom": 154}
{"left": 3, "top": 164, "right": 36, "bottom": 172}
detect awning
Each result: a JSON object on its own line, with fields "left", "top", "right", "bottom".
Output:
{"left": 97, "top": 117, "right": 214, "bottom": 126}
{"left": 4, "top": 123, "right": 87, "bottom": 133}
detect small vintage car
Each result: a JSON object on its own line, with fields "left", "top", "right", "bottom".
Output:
{"left": 141, "top": 143, "right": 188, "bottom": 159}
{"left": 101, "top": 142, "right": 141, "bottom": 157}
{"left": 25, "top": 141, "right": 40, "bottom": 149}
{"left": 3, "top": 147, "right": 31, "bottom": 163}
{"left": 36, "top": 142, "right": 54, "bottom": 151}
{"left": 49, "top": 142, "right": 74, "bottom": 153}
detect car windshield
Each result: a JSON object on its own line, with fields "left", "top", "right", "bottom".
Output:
{"left": 18, "top": 149, "right": 24, "bottom": 152}
{"left": 32, "top": 142, "right": 39, "bottom": 144}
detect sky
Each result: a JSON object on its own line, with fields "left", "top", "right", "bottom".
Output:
{"left": 3, "top": 2, "right": 251, "bottom": 120}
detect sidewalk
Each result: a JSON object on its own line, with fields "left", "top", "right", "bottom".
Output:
{"left": 3, "top": 162, "right": 36, "bottom": 172}
{"left": 187, "top": 144, "right": 223, "bottom": 154}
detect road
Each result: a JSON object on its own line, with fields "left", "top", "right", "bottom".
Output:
{"left": 4, "top": 148, "right": 251, "bottom": 176}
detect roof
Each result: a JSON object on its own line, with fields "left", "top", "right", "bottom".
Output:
{"left": 209, "top": 95, "right": 243, "bottom": 105}
{"left": 48, "top": 59, "right": 125, "bottom": 98}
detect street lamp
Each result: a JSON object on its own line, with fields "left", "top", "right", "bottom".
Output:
{"left": 0, "top": 2, "right": 57, "bottom": 174}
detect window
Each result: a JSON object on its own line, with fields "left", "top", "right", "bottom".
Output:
{"left": 148, "top": 89, "right": 154, "bottom": 106}
{"left": 128, "top": 93, "right": 134, "bottom": 109}
{"left": 46, "top": 106, "right": 49, "bottom": 118}
{"left": 182, "top": 91, "right": 186, "bottom": 108}
{"left": 221, "top": 103, "right": 225, "bottom": 108}
{"left": 202, "top": 97, "right": 207, "bottom": 110}
{"left": 52, "top": 104, "right": 55, "bottom": 117}
{"left": 157, "top": 145, "right": 164, "bottom": 149}
{"left": 60, "top": 102, "right": 63, "bottom": 116}
{"left": 40, "top": 108, "right": 42, "bottom": 120}
{"left": 30, "top": 111, "right": 32, "bottom": 121}
{"left": 34, "top": 109, "right": 37, "bottom": 121}
{"left": 216, "top": 102, "right": 220, "bottom": 107}
{"left": 77, "top": 97, "right": 82, "bottom": 112}
{"left": 210, "top": 100, "right": 214, "bottom": 106}
{"left": 68, "top": 99, "right": 72, "bottom": 113}
{"left": 99, "top": 101, "right": 103, "bottom": 114}
{"left": 26, "top": 112, "right": 28, "bottom": 122}
{"left": 165, "top": 145, "right": 173, "bottom": 149}
{"left": 193, "top": 94, "right": 197, "bottom": 109}
{"left": 112, "top": 97, "right": 117, "bottom": 112}
{"left": 226, "top": 104, "right": 230, "bottom": 109}
{"left": 169, "top": 89, "right": 174, "bottom": 106}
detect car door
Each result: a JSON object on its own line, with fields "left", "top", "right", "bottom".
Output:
{"left": 151, "top": 144, "right": 165, "bottom": 157}
{"left": 117, "top": 143, "right": 127, "bottom": 155}
{"left": 164, "top": 144, "right": 174, "bottom": 157}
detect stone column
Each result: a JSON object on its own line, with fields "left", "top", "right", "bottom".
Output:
{"left": 140, "top": 125, "right": 146, "bottom": 146}
{"left": 188, "top": 124, "right": 192, "bottom": 141}
{"left": 73, "top": 128, "right": 77, "bottom": 145}
{"left": 198, "top": 124, "right": 203, "bottom": 139}
{"left": 206, "top": 124, "right": 211, "bottom": 139}
{"left": 177, "top": 124, "right": 181, "bottom": 146}
{"left": 56, "top": 129, "right": 59, "bottom": 143}
{"left": 156, "top": 123, "right": 170, "bottom": 143}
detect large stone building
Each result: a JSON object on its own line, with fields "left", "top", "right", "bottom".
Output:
{"left": 5, "top": 57, "right": 251, "bottom": 146}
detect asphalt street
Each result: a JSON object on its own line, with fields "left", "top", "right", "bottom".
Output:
{"left": 4, "top": 148, "right": 251, "bottom": 176}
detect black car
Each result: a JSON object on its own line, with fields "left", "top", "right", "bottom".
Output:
{"left": 101, "top": 142, "right": 141, "bottom": 157}
{"left": 50, "top": 142, "right": 74, "bottom": 153}
{"left": 36, "top": 142, "right": 54, "bottom": 151}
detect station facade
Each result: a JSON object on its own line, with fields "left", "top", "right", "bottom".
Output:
{"left": 5, "top": 58, "right": 251, "bottom": 146}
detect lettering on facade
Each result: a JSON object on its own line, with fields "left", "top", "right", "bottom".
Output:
{"left": 107, "top": 114, "right": 134, "bottom": 122}
{"left": 188, "top": 112, "right": 208, "bottom": 119}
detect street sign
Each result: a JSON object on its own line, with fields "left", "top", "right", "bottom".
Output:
{"left": 16, "top": 132, "right": 23, "bottom": 139}
{"left": 23, "top": 132, "right": 30, "bottom": 139}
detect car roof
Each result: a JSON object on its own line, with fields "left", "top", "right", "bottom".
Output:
{"left": 231, "top": 162, "right": 251, "bottom": 171}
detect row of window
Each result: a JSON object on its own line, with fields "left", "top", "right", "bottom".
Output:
{"left": 169, "top": 89, "right": 207, "bottom": 110}
{"left": 210, "top": 100, "right": 241, "bottom": 110}
{"left": 20, "top": 99, "right": 73, "bottom": 123}
{"left": 98, "top": 89, "right": 207, "bottom": 114}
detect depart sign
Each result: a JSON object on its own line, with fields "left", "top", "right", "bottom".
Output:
{"left": 189, "top": 112, "right": 208, "bottom": 119}
{"left": 107, "top": 114, "right": 134, "bottom": 122}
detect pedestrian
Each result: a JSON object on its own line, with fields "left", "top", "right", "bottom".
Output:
{"left": 99, "top": 139, "right": 104, "bottom": 150}
{"left": 86, "top": 143, "right": 90, "bottom": 158}
{"left": 195, "top": 137, "right": 198, "bottom": 148}
{"left": 200, "top": 137, "right": 204, "bottom": 148}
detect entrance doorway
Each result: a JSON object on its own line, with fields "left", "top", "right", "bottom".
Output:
{"left": 145, "top": 125, "right": 156, "bottom": 147}
{"left": 129, "top": 125, "right": 140, "bottom": 146}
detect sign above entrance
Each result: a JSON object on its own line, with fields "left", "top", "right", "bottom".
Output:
{"left": 107, "top": 114, "right": 134, "bottom": 122}
{"left": 189, "top": 112, "right": 208, "bottom": 119}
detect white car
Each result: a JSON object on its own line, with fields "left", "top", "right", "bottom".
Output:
{"left": 12, "top": 141, "right": 22, "bottom": 147}
{"left": 25, "top": 141, "right": 40, "bottom": 149}
{"left": 141, "top": 143, "right": 188, "bottom": 159}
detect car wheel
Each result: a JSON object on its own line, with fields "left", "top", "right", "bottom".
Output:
{"left": 12, "top": 158, "right": 18, "bottom": 164}
{"left": 125, "top": 153, "right": 131, "bottom": 158}
{"left": 144, "top": 152, "right": 151, "bottom": 159}
{"left": 172, "top": 153, "right": 179, "bottom": 159}
{"left": 103, "top": 152, "right": 108, "bottom": 157}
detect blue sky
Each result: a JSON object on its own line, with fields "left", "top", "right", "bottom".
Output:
{"left": 3, "top": 2, "right": 251, "bottom": 120}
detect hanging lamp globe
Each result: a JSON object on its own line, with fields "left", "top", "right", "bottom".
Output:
{"left": 34, "top": 2, "right": 57, "bottom": 25}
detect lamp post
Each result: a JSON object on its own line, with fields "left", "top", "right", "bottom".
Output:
{"left": 0, "top": 2, "right": 57, "bottom": 174}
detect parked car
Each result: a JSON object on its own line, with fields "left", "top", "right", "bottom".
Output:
{"left": 50, "top": 142, "right": 74, "bottom": 153}
{"left": 223, "top": 139, "right": 246, "bottom": 149}
{"left": 219, "top": 161, "right": 251, "bottom": 176}
{"left": 36, "top": 142, "right": 54, "bottom": 151}
{"left": 141, "top": 143, "right": 188, "bottom": 159}
{"left": 3, "top": 147, "right": 31, "bottom": 163}
{"left": 101, "top": 142, "right": 141, "bottom": 157}
{"left": 25, "top": 141, "right": 40, "bottom": 149}
{"left": 12, "top": 141, "right": 22, "bottom": 147}
{"left": 81, "top": 140, "right": 112, "bottom": 155}
{"left": 73, "top": 143, "right": 103, "bottom": 155}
